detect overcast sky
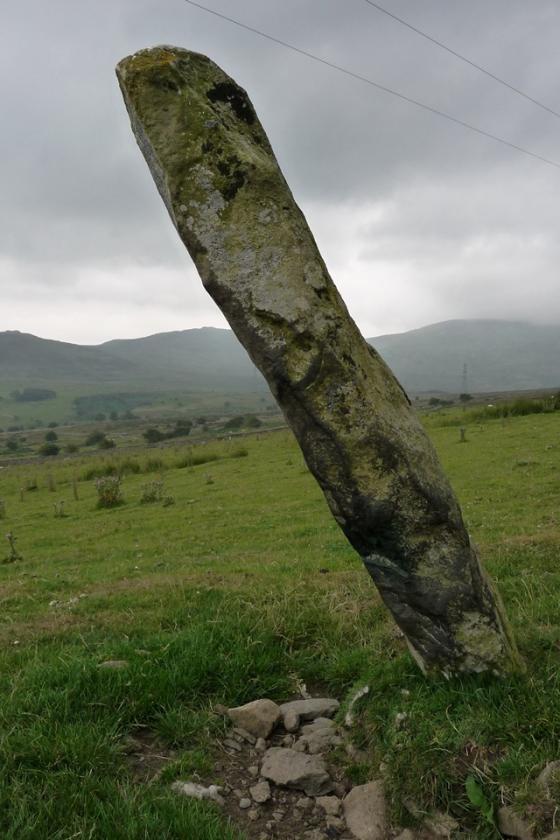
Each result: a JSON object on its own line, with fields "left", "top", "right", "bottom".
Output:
{"left": 2, "top": 0, "right": 559, "bottom": 344}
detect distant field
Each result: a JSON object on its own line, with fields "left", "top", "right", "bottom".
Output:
{"left": 0, "top": 416, "right": 559, "bottom": 837}
{"left": 0, "top": 380, "right": 274, "bottom": 429}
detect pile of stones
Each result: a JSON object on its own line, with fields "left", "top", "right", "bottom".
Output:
{"left": 170, "top": 695, "right": 560, "bottom": 839}
{"left": 172, "top": 694, "right": 411, "bottom": 839}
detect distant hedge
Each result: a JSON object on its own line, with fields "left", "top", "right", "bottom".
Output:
{"left": 11, "top": 388, "right": 57, "bottom": 402}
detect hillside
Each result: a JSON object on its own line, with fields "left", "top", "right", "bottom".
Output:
{"left": 372, "top": 319, "right": 560, "bottom": 393}
{"left": 1, "top": 320, "right": 559, "bottom": 397}
{"left": 0, "top": 330, "right": 141, "bottom": 385}
{"left": 0, "top": 328, "right": 265, "bottom": 394}
{"left": 99, "top": 328, "right": 264, "bottom": 392}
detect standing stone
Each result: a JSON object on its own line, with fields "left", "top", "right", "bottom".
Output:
{"left": 116, "top": 46, "right": 522, "bottom": 676}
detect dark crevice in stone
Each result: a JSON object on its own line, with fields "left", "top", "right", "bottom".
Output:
{"left": 207, "top": 81, "right": 256, "bottom": 125}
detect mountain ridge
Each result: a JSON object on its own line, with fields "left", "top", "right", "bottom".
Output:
{"left": 1, "top": 319, "right": 559, "bottom": 394}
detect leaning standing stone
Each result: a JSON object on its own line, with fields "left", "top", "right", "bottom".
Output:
{"left": 116, "top": 46, "right": 522, "bottom": 677}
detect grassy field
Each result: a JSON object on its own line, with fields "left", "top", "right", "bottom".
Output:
{"left": 0, "top": 379, "right": 274, "bottom": 430}
{"left": 0, "top": 412, "right": 559, "bottom": 838}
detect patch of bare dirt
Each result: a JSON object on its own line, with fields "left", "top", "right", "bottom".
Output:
{"left": 122, "top": 727, "right": 178, "bottom": 783}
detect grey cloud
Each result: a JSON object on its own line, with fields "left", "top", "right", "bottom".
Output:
{"left": 2, "top": 0, "right": 559, "bottom": 340}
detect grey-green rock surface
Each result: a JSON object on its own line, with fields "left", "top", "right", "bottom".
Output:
{"left": 116, "top": 45, "right": 521, "bottom": 676}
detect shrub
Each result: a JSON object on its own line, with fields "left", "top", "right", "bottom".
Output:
{"left": 39, "top": 443, "right": 60, "bottom": 457}
{"left": 144, "top": 457, "right": 164, "bottom": 473}
{"left": 140, "top": 480, "right": 164, "bottom": 504}
{"left": 95, "top": 476, "right": 123, "bottom": 509}
{"left": 172, "top": 420, "right": 192, "bottom": 438}
{"left": 45, "top": 430, "right": 58, "bottom": 442}
{"left": 143, "top": 421, "right": 192, "bottom": 444}
{"left": 143, "top": 427, "right": 166, "bottom": 444}
{"left": 99, "top": 437, "right": 116, "bottom": 450}
{"left": 82, "top": 463, "right": 118, "bottom": 481}
{"left": 231, "top": 446, "right": 249, "bottom": 458}
{"left": 65, "top": 443, "right": 79, "bottom": 454}
{"left": 119, "top": 458, "right": 141, "bottom": 475}
{"left": 85, "top": 430, "right": 106, "bottom": 446}
{"left": 224, "top": 415, "right": 244, "bottom": 430}
{"left": 11, "top": 388, "right": 56, "bottom": 402}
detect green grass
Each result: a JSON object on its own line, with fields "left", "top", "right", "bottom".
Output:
{"left": 0, "top": 416, "right": 559, "bottom": 837}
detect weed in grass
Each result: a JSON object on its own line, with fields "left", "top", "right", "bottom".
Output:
{"left": 4, "top": 531, "right": 22, "bottom": 563}
{"left": 95, "top": 476, "right": 124, "bottom": 509}
{"left": 230, "top": 446, "right": 248, "bottom": 458}
{"left": 465, "top": 775, "right": 496, "bottom": 829}
{"left": 53, "top": 501, "right": 67, "bottom": 519}
{"left": 119, "top": 457, "right": 142, "bottom": 475}
{"left": 83, "top": 463, "right": 119, "bottom": 481}
{"left": 144, "top": 457, "right": 164, "bottom": 473}
{"left": 140, "top": 480, "right": 164, "bottom": 504}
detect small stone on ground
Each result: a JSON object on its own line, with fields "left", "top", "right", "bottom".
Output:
{"left": 497, "top": 805, "right": 534, "bottom": 840}
{"left": 316, "top": 795, "right": 341, "bottom": 816}
{"left": 261, "top": 747, "right": 333, "bottom": 796}
{"left": 227, "top": 698, "right": 281, "bottom": 738}
{"left": 171, "top": 781, "right": 224, "bottom": 805}
{"left": 250, "top": 780, "right": 271, "bottom": 804}
{"left": 279, "top": 698, "right": 340, "bottom": 723}
{"left": 343, "top": 780, "right": 387, "bottom": 840}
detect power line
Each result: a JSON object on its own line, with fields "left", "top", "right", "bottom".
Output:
{"left": 362, "top": 0, "right": 560, "bottom": 120}
{"left": 183, "top": 0, "right": 560, "bottom": 171}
